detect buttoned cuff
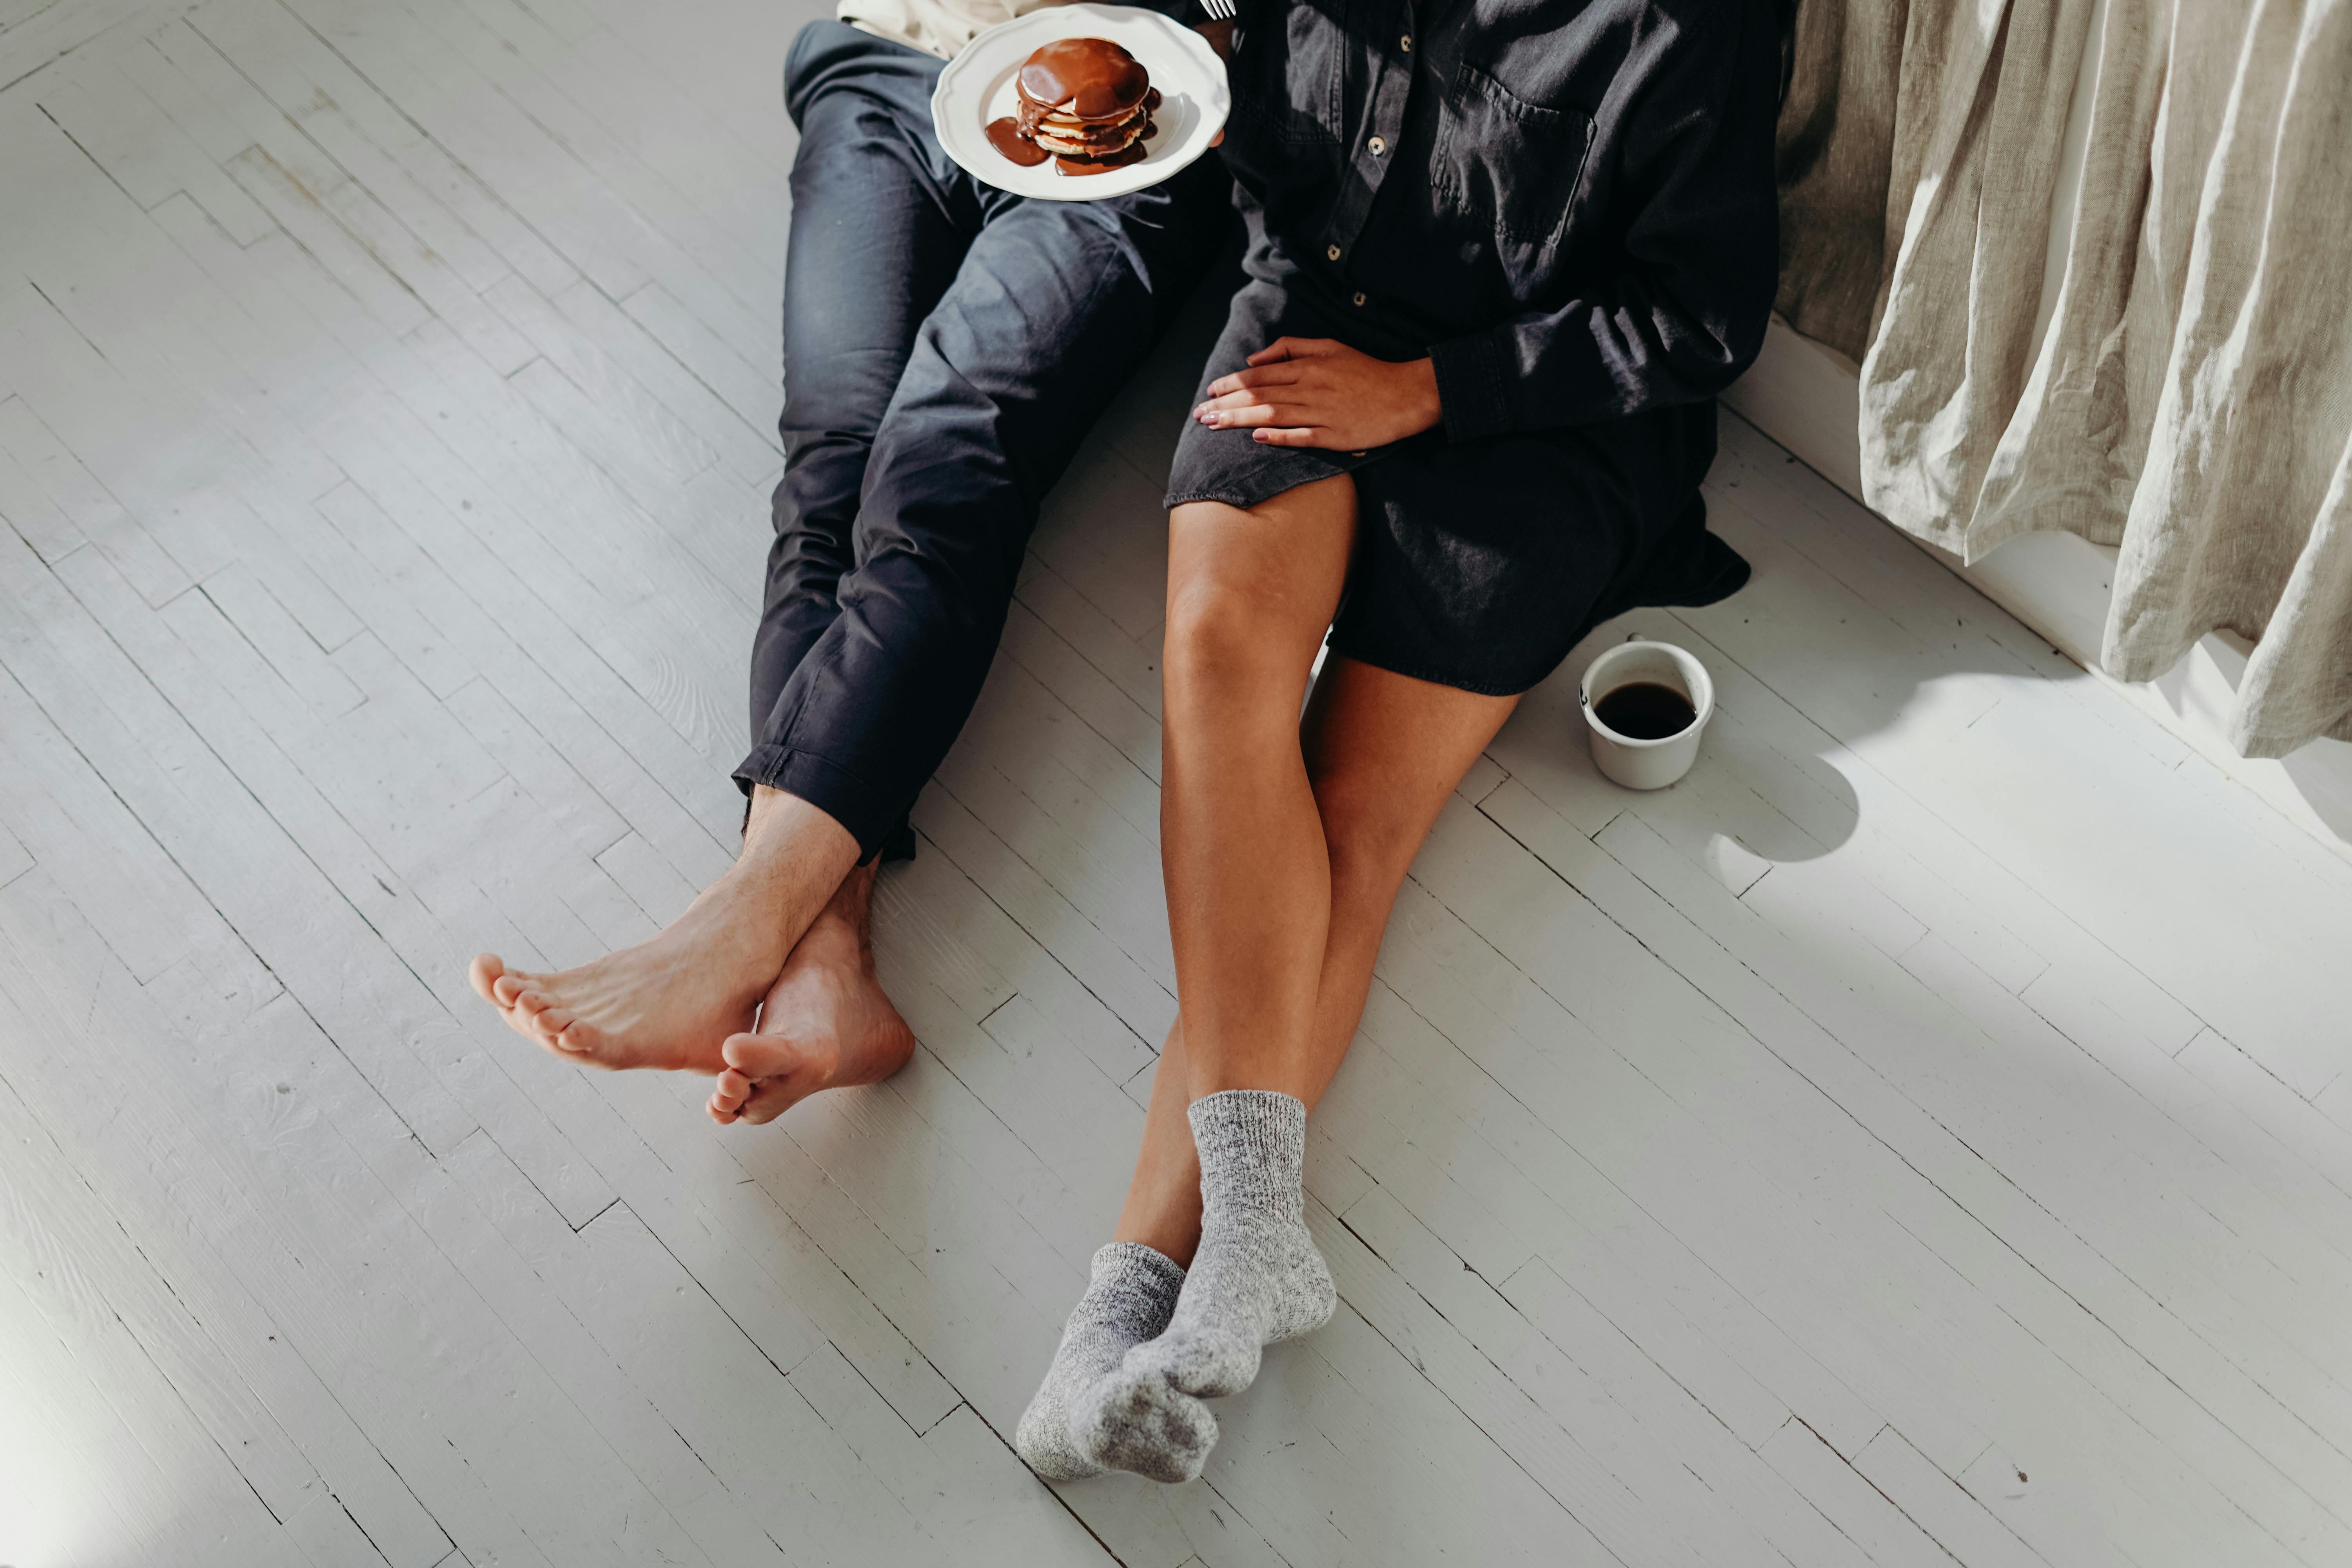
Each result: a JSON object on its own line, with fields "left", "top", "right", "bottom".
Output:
{"left": 1429, "top": 330, "right": 1515, "bottom": 443}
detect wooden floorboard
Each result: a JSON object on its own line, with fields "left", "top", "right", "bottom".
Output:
{"left": 3, "top": 3, "right": 2348, "bottom": 1564}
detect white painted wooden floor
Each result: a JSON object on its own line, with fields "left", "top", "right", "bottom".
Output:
{"left": 3, "top": 2, "right": 2350, "bottom": 1565}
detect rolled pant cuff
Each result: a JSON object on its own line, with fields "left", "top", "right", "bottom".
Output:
{"left": 733, "top": 743, "right": 908, "bottom": 865}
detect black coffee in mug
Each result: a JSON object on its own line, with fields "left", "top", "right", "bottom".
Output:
{"left": 1593, "top": 681, "right": 1696, "bottom": 740}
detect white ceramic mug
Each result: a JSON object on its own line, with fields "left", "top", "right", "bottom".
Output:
{"left": 1579, "top": 638, "right": 1714, "bottom": 790}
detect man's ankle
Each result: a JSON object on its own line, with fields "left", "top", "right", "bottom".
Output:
{"left": 742, "top": 785, "right": 860, "bottom": 871}
{"left": 820, "top": 858, "right": 879, "bottom": 943}
{"left": 796, "top": 898, "right": 874, "bottom": 970}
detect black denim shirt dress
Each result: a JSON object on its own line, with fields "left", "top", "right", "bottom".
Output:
{"left": 1168, "top": 0, "right": 1782, "bottom": 695}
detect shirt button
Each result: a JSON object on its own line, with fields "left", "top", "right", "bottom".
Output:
{"left": 1327, "top": 244, "right": 1341, "bottom": 261}
{"left": 1368, "top": 135, "right": 1387, "bottom": 156}
{"left": 1352, "top": 291, "right": 1367, "bottom": 307}
{"left": 1401, "top": 34, "right": 1412, "bottom": 50}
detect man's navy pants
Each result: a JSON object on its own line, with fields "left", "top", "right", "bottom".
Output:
{"left": 736, "top": 21, "right": 1230, "bottom": 859}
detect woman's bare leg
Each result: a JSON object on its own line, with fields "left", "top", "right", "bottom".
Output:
{"left": 1157, "top": 479, "right": 1358, "bottom": 1102}
{"left": 1114, "top": 1018, "right": 1207, "bottom": 1265}
{"left": 1023, "top": 480, "right": 1350, "bottom": 1483}
{"left": 1026, "top": 657, "right": 1517, "bottom": 1483}
{"left": 1058, "top": 480, "right": 1521, "bottom": 1480}
{"left": 1013, "top": 477, "right": 1343, "bottom": 1484}
{"left": 1114, "top": 656, "right": 1521, "bottom": 1267}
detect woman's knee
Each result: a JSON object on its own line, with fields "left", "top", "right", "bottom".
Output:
{"left": 1163, "top": 486, "right": 1354, "bottom": 695}
{"left": 1165, "top": 546, "right": 1308, "bottom": 697}
{"left": 1163, "top": 574, "right": 1285, "bottom": 689}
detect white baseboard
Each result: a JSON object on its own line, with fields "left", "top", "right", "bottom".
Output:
{"left": 1723, "top": 317, "right": 2352, "bottom": 859}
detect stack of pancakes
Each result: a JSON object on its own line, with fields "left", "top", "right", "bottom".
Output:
{"left": 1014, "top": 38, "right": 1159, "bottom": 163}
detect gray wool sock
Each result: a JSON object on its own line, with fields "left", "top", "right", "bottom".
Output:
{"left": 1015, "top": 1242, "right": 1187, "bottom": 1481}
{"left": 1070, "top": 1090, "right": 1336, "bottom": 1483}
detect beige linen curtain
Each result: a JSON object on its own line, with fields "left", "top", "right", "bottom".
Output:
{"left": 1776, "top": 0, "right": 2352, "bottom": 756}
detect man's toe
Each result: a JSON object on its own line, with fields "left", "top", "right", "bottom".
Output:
{"left": 720, "top": 1030, "right": 777, "bottom": 1077}
{"left": 736, "top": 1078, "right": 803, "bottom": 1125}
{"left": 469, "top": 954, "right": 506, "bottom": 1004}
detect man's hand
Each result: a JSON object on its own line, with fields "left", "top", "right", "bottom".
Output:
{"left": 1192, "top": 338, "right": 1442, "bottom": 450}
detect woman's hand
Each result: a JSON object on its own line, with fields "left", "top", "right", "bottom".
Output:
{"left": 1193, "top": 338, "right": 1442, "bottom": 450}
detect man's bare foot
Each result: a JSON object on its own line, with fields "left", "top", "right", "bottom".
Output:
{"left": 707, "top": 863, "right": 915, "bottom": 1125}
{"left": 467, "top": 788, "right": 859, "bottom": 1074}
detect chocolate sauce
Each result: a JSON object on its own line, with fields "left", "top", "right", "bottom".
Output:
{"left": 1593, "top": 682, "right": 1697, "bottom": 740}
{"left": 1018, "top": 37, "right": 1149, "bottom": 119}
{"left": 985, "top": 116, "right": 1051, "bottom": 166}
{"left": 1053, "top": 135, "right": 1151, "bottom": 175}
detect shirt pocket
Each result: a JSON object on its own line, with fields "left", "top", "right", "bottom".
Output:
{"left": 1430, "top": 60, "right": 1595, "bottom": 253}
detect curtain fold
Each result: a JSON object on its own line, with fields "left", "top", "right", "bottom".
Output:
{"left": 1774, "top": 0, "right": 2352, "bottom": 755}
{"left": 1771, "top": 0, "right": 1907, "bottom": 359}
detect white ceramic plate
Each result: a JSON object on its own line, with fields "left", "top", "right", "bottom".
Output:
{"left": 932, "top": 4, "right": 1229, "bottom": 201}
